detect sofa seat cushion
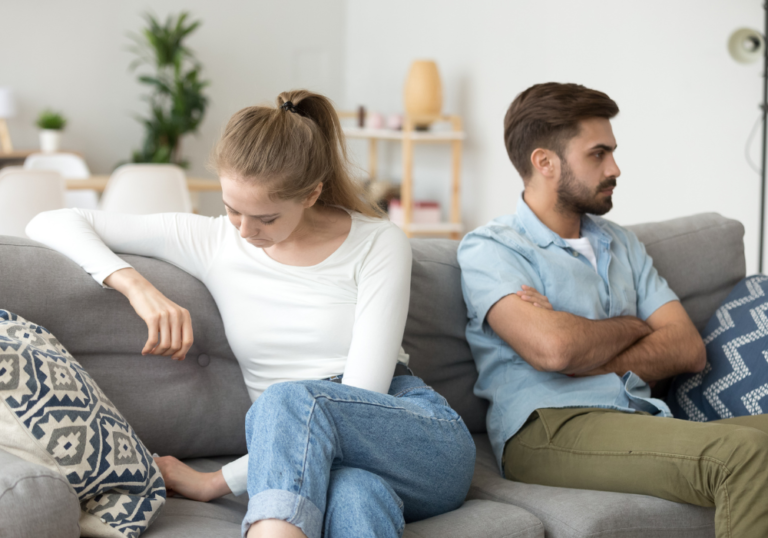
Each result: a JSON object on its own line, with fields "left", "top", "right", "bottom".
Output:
{"left": 143, "top": 456, "right": 544, "bottom": 538}
{"left": 467, "top": 434, "right": 715, "bottom": 538}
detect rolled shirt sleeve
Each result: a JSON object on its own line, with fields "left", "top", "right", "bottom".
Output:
{"left": 624, "top": 229, "right": 679, "bottom": 320}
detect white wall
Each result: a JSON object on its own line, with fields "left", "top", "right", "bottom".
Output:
{"left": 0, "top": 0, "right": 346, "bottom": 217}
{"left": 343, "top": 0, "right": 765, "bottom": 272}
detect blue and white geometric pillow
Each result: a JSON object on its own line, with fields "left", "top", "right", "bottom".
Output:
{"left": 669, "top": 275, "right": 768, "bottom": 421}
{"left": 0, "top": 309, "right": 165, "bottom": 538}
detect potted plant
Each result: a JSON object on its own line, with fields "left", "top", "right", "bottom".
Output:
{"left": 36, "top": 110, "right": 67, "bottom": 153}
{"left": 126, "top": 12, "right": 209, "bottom": 167}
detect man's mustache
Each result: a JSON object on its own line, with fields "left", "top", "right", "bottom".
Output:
{"left": 597, "top": 178, "right": 617, "bottom": 192}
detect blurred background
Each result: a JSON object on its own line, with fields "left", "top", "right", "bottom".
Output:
{"left": 1, "top": 0, "right": 763, "bottom": 269}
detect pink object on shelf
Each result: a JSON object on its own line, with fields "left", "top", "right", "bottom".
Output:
{"left": 366, "top": 112, "right": 384, "bottom": 129}
{"left": 388, "top": 199, "right": 441, "bottom": 225}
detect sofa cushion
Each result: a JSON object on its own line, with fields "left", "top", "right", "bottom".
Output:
{"left": 0, "top": 447, "right": 80, "bottom": 538}
{"left": 669, "top": 275, "right": 768, "bottom": 420}
{"left": 142, "top": 456, "right": 545, "bottom": 538}
{"left": 0, "top": 309, "right": 165, "bottom": 538}
{"left": 467, "top": 434, "right": 715, "bottom": 538}
{"left": 0, "top": 236, "right": 252, "bottom": 460}
{"left": 405, "top": 239, "right": 487, "bottom": 433}
{"left": 627, "top": 213, "right": 745, "bottom": 333}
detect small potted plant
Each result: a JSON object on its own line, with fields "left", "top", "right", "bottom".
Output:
{"left": 36, "top": 110, "right": 67, "bottom": 153}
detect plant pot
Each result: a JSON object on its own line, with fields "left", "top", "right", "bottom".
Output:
{"left": 39, "top": 129, "right": 62, "bottom": 153}
{"left": 404, "top": 60, "right": 443, "bottom": 129}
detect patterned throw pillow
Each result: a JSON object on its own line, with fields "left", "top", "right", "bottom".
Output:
{"left": 0, "top": 309, "right": 165, "bottom": 538}
{"left": 669, "top": 275, "right": 768, "bottom": 421}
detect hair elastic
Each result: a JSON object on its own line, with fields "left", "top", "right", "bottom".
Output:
{"left": 281, "top": 101, "right": 301, "bottom": 115}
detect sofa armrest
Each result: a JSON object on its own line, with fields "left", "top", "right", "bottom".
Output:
{"left": 0, "top": 448, "right": 80, "bottom": 538}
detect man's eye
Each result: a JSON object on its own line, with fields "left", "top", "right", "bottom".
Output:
{"left": 594, "top": 152, "right": 604, "bottom": 159}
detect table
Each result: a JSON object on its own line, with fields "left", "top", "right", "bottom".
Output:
{"left": 65, "top": 175, "right": 221, "bottom": 191}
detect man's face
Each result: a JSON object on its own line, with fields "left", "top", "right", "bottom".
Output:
{"left": 555, "top": 117, "right": 620, "bottom": 216}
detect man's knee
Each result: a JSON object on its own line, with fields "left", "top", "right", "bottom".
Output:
{"left": 721, "top": 426, "right": 768, "bottom": 469}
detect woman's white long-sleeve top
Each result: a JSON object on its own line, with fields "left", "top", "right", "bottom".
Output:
{"left": 26, "top": 208, "right": 412, "bottom": 496}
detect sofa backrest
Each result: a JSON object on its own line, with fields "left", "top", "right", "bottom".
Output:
{"left": 0, "top": 212, "right": 746, "bottom": 456}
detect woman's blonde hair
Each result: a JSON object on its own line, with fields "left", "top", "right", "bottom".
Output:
{"left": 213, "top": 90, "right": 381, "bottom": 217}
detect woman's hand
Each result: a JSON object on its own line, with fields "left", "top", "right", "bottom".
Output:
{"left": 154, "top": 456, "right": 232, "bottom": 502}
{"left": 105, "top": 268, "right": 194, "bottom": 360}
{"left": 516, "top": 285, "right": 553, "bottom": 310}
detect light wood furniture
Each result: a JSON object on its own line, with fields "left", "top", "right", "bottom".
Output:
{"left": 0, "top": 120, "right": 13, "bottom": 153}
{"left": 0, "top": 150, "right": 34, "bottom": 169}
{"left": 343, "top": 114, "right": 465, "bottom": 239}
{"left": 65, "top": 175, "right": 221, "bottom": 192}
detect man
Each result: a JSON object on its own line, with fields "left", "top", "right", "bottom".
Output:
{"left": 458, "top": 82, "right": 768, "bottom": 538}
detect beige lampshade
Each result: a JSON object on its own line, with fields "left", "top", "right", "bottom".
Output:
{"left": 404, "top": 60, "right": 443, "bottom": 128}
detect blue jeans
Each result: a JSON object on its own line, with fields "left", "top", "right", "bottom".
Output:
{"left": 241, "top": 375, "right": 476, "bottom": 538}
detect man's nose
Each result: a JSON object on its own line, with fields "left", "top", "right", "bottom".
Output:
{"left": 608, "top": 155, "right": 621, "bottom": 178}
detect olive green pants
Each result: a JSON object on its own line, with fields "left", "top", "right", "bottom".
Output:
{"left": 503, "top": 408, "right": 768, "bottom": 538}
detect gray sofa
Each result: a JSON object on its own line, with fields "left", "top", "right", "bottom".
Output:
{"left": 0, "top": 212, "right": 744, "bottom": 538}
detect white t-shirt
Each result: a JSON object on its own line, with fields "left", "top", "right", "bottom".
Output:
{"left": 26, "top": 208, "right": 412, "bottom": 495}
{"left": 563, "top": 237, "right": 598, "bottom": 272}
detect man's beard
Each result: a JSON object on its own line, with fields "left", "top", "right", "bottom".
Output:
{"left": 555, "top": 159, "right": 616, "bottom": 216}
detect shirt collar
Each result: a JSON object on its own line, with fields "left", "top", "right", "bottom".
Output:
{"left": 516, "top": 192, "right": 611, "bottom": 248}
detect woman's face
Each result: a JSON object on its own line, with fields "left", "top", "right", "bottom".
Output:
{"left": 220, "top": 174, "right": 320, "bottom": 249}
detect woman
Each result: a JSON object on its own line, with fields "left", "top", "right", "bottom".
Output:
{"left": 27, "top": 90, "right": 475, "bottom": 538}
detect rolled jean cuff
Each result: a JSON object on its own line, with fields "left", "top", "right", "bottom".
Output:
{"left": 241, "top": 489, "right": 323, "bottom": 538}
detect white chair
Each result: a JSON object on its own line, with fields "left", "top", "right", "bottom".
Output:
{"left": 24, "top": 152, "right": 98, "bottom": 210}
{"left": 0, "top": 169, "right": 65, "bottom": 238}
{"left": 99, "top": 164, "right": 192, "bottom": 214}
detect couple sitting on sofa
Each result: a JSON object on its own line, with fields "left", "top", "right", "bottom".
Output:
{"left": 26, "top": 83, "right": 767, "bottom": 538}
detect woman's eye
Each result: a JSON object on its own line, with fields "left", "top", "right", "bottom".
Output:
{"left": 261, "top": 219, "right": 277, "bottom": 225}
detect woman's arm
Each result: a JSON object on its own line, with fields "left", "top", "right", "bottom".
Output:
{"left": 27, "top": 209, "right": 226, "bottom": 359}
{"left": 26, "top": 209, "right": 225, "bottom": 285}
{"left": 342, "top": 223, "right": 413, "bottom": 393}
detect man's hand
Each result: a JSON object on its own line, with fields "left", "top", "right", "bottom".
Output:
{"left": 154, "top": 456, "right": 232, "bottom": 502}
{"left": 516, "top": 285, "right": 553, "bottom": 310}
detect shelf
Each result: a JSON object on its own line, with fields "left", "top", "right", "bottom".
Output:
{"left": 399, "top": 222, "right": 463, "bottom": 235}
{"left": 343, "top": 127, "right": 465, "bottom": 142}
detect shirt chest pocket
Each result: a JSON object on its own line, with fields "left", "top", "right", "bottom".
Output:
{"left": 614, "top": 285, "right": 638, "bottom": 317}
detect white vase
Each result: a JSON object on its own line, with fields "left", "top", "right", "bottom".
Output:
{"left": 39, "top": 129, "right": 61, "bottom": 153}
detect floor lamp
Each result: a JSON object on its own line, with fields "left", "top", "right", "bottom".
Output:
{"left": 729, "top": 11, "right": 768, "bottom": 272}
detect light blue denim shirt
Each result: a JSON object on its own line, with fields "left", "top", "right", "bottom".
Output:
{"left": 458, "top": 194, "right": 677, "bottom": 472}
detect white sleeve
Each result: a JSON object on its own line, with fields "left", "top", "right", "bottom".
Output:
{"left": 220, "top": 454, "right": 249, "bottom": 497}
{"left": 342, "top": 223, "right": 412, "bottom": 393}
{"left": 26, "top": 209, "right": 226, "bottom": 286}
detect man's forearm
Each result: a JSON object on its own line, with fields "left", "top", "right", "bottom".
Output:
{"left": 550, "top": 314, "right": 652, "bottom": 374}
{"left": 583, "top": 322, "right": 705, "bottom": 382}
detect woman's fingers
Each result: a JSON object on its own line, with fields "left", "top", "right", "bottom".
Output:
{"left": 153, "top": 311, "right": 172, "bottom": 356}
{"left": 143, "top": 314, "right": 160, "bottom": 355}
{"left": 173, "top": 309, "right": 194, "bottom": 361}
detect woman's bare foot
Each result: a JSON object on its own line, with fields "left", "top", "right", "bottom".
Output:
{"left": 154, "top": 456, "right": 231, "bottom": 502}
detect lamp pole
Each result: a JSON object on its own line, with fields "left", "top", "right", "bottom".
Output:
{"left": 760, "top": 2, "right": 768, "bottom": 273}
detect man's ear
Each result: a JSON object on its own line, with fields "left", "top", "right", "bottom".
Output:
{"left": 530, "top": 148, "right": 559, "bottom": 179}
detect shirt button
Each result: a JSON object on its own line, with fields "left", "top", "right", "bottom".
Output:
{"left": 572, "top": 250, "right": 579, "bottom": 257}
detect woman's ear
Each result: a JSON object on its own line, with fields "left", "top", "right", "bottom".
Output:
{"left": 303, "top": 182, "right": 323, "bottom": 208}
{"left": 530, "top": 148, "right": 558, "bottom": 179}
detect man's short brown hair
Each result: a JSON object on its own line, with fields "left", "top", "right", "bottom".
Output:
{"left": 504, "top": 83, "right": 619, "bottom": 180}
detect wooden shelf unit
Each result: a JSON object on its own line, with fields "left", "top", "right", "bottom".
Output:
{"left": 342, "top": 114, "right": 465, "bottom": 239}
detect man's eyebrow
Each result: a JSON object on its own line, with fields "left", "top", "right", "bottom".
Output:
{"left": 589, "top": 143, "right": 617, "bottom": 152}
{"left": 222, "top": 201, "right": 279, "bottom": 218}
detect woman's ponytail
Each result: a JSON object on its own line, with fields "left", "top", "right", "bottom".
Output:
{"left": 214, "top": 90, "right": 381, "bottom": 218}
